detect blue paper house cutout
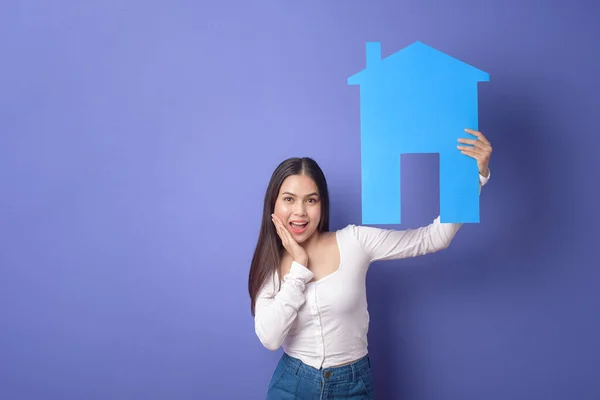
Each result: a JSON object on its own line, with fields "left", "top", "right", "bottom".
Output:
{"left": 348, "top": 41, "right": 489, "bottom": 224}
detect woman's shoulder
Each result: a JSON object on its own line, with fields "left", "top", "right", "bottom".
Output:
{"left": 335, "top": 223, "right": 384, "bottom": 238}
{"left": 332, "top": 224, "right": 384, "bottom": 263}
{"left": 334, "top": 223, "right": 384, "bottom": 249}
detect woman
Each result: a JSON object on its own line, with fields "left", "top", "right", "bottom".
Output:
{"left": 248, "top": 129, "right": 492, "bottom": 399}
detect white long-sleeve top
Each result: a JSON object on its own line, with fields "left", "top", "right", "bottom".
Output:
{"left": 254, "top": 172, "right": 490, "bottom": 369}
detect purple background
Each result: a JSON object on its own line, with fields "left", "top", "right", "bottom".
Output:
{"left": 1, "top": 1, "right": 598, "bottom": 399}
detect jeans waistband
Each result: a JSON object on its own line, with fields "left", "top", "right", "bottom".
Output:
{"left": 281, "top": 353, "right": 371, "bottom": 384}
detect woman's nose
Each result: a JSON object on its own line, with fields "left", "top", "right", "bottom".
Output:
{"left": 294, "top": 202, "right": 307, "bottom": 215}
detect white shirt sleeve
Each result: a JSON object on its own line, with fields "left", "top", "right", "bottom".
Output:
{"left": 351, "top": 171, "right": 491, "bottom": 262}
{"left": 254, "top": 261, "right": 314, "bottom": 351}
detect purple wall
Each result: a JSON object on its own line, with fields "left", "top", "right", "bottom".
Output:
{"left": 1, "top": 1, "right": 598, "bottom": 399}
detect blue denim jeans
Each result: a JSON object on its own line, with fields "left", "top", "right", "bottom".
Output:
{"left": 266, "top": 352, "right": 374, "bottom": 399}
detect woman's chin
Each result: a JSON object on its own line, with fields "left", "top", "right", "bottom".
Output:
{"left": 293, "top": 230, "right": 317, "bottom": 244}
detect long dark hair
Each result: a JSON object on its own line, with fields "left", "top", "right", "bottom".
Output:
{"left": 248, "top": 157, "right": 330, "bottom": 315}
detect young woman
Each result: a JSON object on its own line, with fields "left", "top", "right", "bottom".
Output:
{"left": 248, "top": 129, "right": 492, "bottom": 399}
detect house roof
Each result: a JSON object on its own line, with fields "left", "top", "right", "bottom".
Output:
{"left": 348, "top": 41, "right": 489, "bottom": 85}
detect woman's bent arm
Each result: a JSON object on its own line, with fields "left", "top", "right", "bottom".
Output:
{"left": 254, "top": 262, "right": 313, "bottom": 351}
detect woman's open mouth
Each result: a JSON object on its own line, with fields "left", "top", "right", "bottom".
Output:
{"left": 289, "top": 221, "right": 309, "bottom": 234}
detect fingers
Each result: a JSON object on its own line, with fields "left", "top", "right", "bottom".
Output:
{"left": 271, "top": 214, "right": 305, "bottom": 263}
{"left": 458, "top": 145, "right": 490, "bottom": 163}
{"left": 464, "top": 128, "right": 490, "bottom": 145}
{"left": 458, "top": 148, "right": 482, "bottom": 158}
{"left": 459, "top": 129, "right": 492, "bottom": 157}
{"left": 457, "top": 137, "right": 491, "bottom": 151}
{"left": 457, "top": 145, "right": 486, "bottom": 155}
{"left": 457, "top": 137, "right": 486, "bottom": 147}
{"left": 271, "top": 213, "right": 284, "bottom": 230}
{"left": 271, "top": 214, "right": 286, "bottom": 242}
{"left": 461, "top": 129, "right": 492, "bottom": 176}
{"left": 272, "top": 214, "right": 292, "bottom": 246}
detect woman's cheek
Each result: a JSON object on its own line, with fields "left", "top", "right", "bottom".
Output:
{"left": 274, "top": 202, "right": 290, "bottom": 219}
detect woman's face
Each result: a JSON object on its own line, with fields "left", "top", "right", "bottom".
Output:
{"left": 273, "top": 174, "right": 321, "bottom": 244}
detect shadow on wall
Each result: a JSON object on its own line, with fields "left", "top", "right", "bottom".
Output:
{"left": 438, "top": 82, "right": 564, "bottom": 284}
{"left": 348, "top": 85, "right": 562, "bottom": 398}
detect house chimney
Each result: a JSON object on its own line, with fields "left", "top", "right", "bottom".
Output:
{"left": 366, "top": 42, "right": 381, "bottom": 67}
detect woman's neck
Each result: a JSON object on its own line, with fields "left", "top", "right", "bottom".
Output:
{"left": 300, "top": 231, "right": 325, "bottom": 252}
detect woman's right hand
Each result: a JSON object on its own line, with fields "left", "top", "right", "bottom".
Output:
{"left": 272, "top": 214, "right": 308, "bottom": 267}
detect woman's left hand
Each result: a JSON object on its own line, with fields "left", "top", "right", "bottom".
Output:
{"left": 457, "top": 128, "right": 492, "bottom": 177}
